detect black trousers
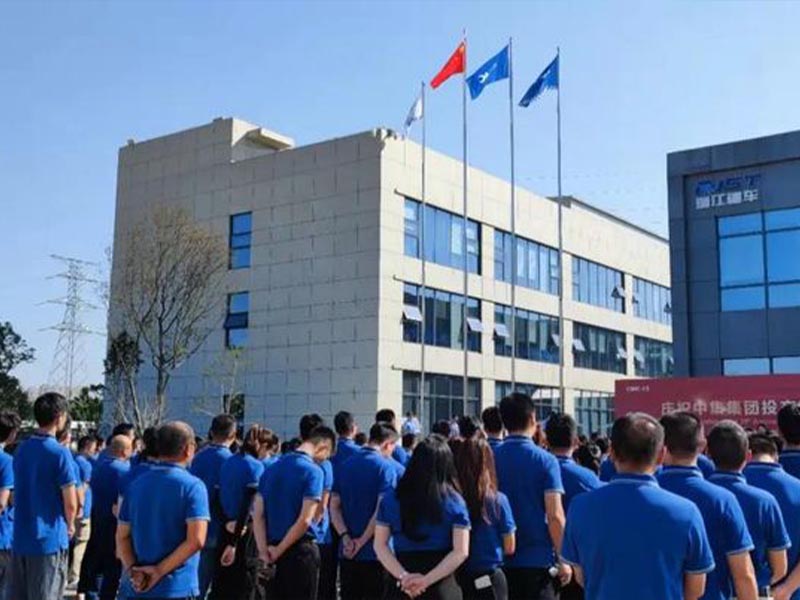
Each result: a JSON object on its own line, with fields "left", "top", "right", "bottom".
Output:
{"left": 77, "top": 522, "right": 121, "bottom": 600}
{"left": 318, "top": 543, "right": 337, "bottom": 600}
{"left": 209, "top": 531, "right": 250, "bottom": 600}
{"left": 503, "top": 567, "right": 558, "bottom": 600}
{"left": 384, "top": 551, "right": 462, "bottom": 600}
{"left": 340, "top": 559, "right": 387, "bottom": 600}
{"left": 266, "top": 539, "right": 321, "bottom": 600}
{"left": 559, "top": 579, "right": 583, "bottom": 600}
{"left": 457, "top": 569, "right": 508, "bottom": 600}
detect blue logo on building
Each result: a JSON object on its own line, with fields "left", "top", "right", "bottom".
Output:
{"left": 695, "top": 174, "right": 761, "bottom": 210}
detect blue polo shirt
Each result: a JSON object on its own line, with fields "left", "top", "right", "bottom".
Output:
{"left": 119, "top": 459, "right": 157, "bottom": 499}
{"left": 487, "top": 437, "right": 503, "bottom": 452}
{"left": 119, "top": 462, "right": 209, "bottom": 599}
{"left": 312, "top": 459, "right": 334, "bottom": 544}
{"left": 189, "top": 443, "right": 232, "bottom": 547}
{"left": 331, "top": 438, "right": 360, "bottom": 477}
{"left": 12, "top": 433, "right": 77, "bottom": 556}
{"left": 779, "top": 450, "right": 800, "bottom": 481}
{"left": 392, "top": 445, "right": 410, "bottom": 467}
{"left": 465, "top": 492, "right": 515, "bottom": 574}
{"left": 0, "top": 450, "right": 13, "bottom": 550}
{"left": 74, "top": 454, "right": 93, "bottom": 519}
{"left": 563, "top": 473, "right": 715, "bottom": 600}
{"left": 260, "top": 450, "right": 324, "bottom": 543}
{"left": 219, "top": 453, "right": 264, "bottom": 522}
{"left": 494, "top": 435, "right": 564, "bottom": 568}
{"left": 377, "top": 489, "right": 470, "bottom": 553}
{"left": 698, "top": 454, "right": 716, "bottom": 479}
{"left": 745, "top": 461, "right": 800, "bottom": 600}
{"left": 333, "top": 446, "right": 403, "bottom": 561}
{"left": 91, "top": 457, "right": 130, "bottom": 523}
{"left": 599, "top": 456, "right": 616, "bottom": 482}
{"left": 262, "top": 455, "right": 279, "bottom": 470}
{"left": 709, "top": 470, "right": 791, "bottom": 589}
{"left": 657, "top": 466, "right": 753, "bottom": 600}
{"left": 556, "top": 456, "right": 604, "bottom": 514}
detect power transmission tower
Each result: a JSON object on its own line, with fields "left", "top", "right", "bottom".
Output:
{"left": 42, "top": 255, "right": 103, "bottom": 398}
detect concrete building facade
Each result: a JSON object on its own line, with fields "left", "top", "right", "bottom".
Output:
{"left": 668, "top": 130, "right": 800, "bottom": 378}
{"left": 110, "top": 118, "right": 672, "bottom": 437}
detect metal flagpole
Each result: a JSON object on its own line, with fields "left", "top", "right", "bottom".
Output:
{"left": 462, "top": 29, "right": 469, "bottom": 415}
{"left": 556, "top": 47, "right": 566, "bottom": 411}
{"left": 420, "top": 81, "right": 427, "bottom": 427}
{"left": 509, "top": 38, "right": 517, "bottom": 390}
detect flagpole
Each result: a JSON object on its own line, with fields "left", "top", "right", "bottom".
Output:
{"left": 461, "top": 28, "right": 469, "bottom": 416}
{"left": 556, "top": 47, "right": 565, "bottom": 412}
{"left": 420, "top": 81, "right": 427, "bottom": 428}
{"left": 508, "top": 38, "right": 517, "bottom": 392}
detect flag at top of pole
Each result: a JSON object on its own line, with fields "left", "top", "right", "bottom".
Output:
{"left": 466, "top": 45, "right": 509, "bottom": 100}
{"left": 404, "top": 88, "right": 423, "bottom": 134}
{"left": 430, "top": 41, "right": 466, "bottom": 89}
{"left": 518, "top": 54, "right": 559, "bottom": 107}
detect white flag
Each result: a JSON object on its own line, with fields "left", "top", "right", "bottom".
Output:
{"left": 404, "top": 92, "right": 423, "bottom": 133}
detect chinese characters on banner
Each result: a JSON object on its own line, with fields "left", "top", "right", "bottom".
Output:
{"left": 615, "top": 375, "right": 800, "bottom": 430}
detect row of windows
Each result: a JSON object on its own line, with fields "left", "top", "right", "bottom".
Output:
{"left": 494, "top": 304, "right": 560, "bottom": 364}
{"left": 402, "top": 371, "right": 481, "bottom": 429}
{"left": 572, "top": 256, "right": 625, "bottom": 313}
{"left": 634, "top": 336, "right": 674, "bottom": 378}
{"left": 404, "top": 199, "right": 481, "bottom": 274}
{"left": 574, "top": 391, "right": 615, "bottom": 435}
{"left": 402, "top": 284, "right": 482, "bottom": 352}
{"left": 719, "top": 208, "right": 800, "bottom": 311}
{"left": 572, "top": 322, "right": 627, "bottom": 374}
{"left": 723, "top": 356, "right": 800, "bottom": 376}
{"left": 224, "top": 291, "right": 249, "bottom": 348}
{"left": 633, "top": 278, "right": 672, "bottom": 325}
{"left": 494, "top": 230, "right": 561, "bottom": 295}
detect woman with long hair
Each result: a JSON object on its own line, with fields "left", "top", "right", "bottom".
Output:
{"left": 210, "top": 425, "right": 277, "bottom": 599}
{"left": 450, "top": 436, "right": 516, "bottom": 600}
{"left": 374, "top": 435, "right": 470, "bottom": 600}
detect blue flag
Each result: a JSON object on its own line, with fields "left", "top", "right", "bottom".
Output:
{"left": 519, "top": 54, "right": 559, "bottom": 107}
{"left": 466, "top": 46, "right": 509, "bottom": 100}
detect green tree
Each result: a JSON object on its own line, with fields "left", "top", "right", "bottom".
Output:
{"left": 0, "top": 322, "right": 34, "bottom": 419}
{"left": 70, "top": 385, "right": 103, "bottom": 424}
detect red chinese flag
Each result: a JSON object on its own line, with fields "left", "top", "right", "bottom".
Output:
{"left": 430, "top": 42, "right": 466, "bottom": 89}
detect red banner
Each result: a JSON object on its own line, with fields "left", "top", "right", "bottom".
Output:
{"left": 614, "top": 375, "right": 800, "bottom": 430}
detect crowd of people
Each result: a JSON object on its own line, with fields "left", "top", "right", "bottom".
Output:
{"left": 3, "top": 391, "right": 800, "bottom": 599}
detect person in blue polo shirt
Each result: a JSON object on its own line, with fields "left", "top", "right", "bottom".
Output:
{"left": 0, "top": 411, "right": 20, "bottom": 600}
{"left": 563, "top": 413, "right": 715, "bottom": 600}
{"left": 482, "top": 406, "right": 505, "bottom": 451}
{"left": 189, "top": 413, "right": 236, "bottom": 599}
{"left": 657, "top": 412, "right": 758, "bottom": 600}
{"left": 71, "top": 435, "right": 96, "bottom": 589}
{"left": 78, "top": 434, "right": 132, "bottom": 600}
{"left": 778, "top": 403, "right": 800, "bottom": 480}
{"left": 374, "top": 435, "right": 470, "bottom": 600}
{"left": 11, "top": 392, "right": 79, "bottom": 600}
{"left": 253, "top": 424, "right": 336, "bottom": 600}
{"left": 745, "top": 434, "right": 800, "bottom": 600}
{"left": 493, "top": 392, "right": 569, "bottom": 600}
{"left": 330, "top": 422, "right": 404, "bottom": 600}
{"left": 118, "top": 427, "right": 159, "bottom": 499}
{"left": 377, "top": 408, "right": 410, "bottom": 467}
{"left": 452, "top": 435, "right": 516, "bottom": 600}
{"left": 707, "top": 421, "right": 790, "bottom": 595}
{"left": 117, "top": 421, "right": 209, "bottom": 599}
{"left": 329, "top": 411, "right": 360, "bottom": 600}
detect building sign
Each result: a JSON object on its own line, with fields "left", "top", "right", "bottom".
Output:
{"left": 695, "top": 174, "right": 761, "bottom": 210}
{"left": 615, "top": 374, "right": 800, "bottom": 430}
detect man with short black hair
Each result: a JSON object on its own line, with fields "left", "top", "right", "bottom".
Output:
{"left": 778, "top": 403, "right": 800, "bottom": 480}
{"left": 707, "top": 421, "right": 790, "bottom": 596}
{"left": 329, "top": 411, "right": 359, "bottom": 600}
{"left": 494, "top": 393, "right": 569, "bottom": 600}
{"left": 376, "top": 408, "right": 409, "bottom": 467}
{"left": 331, "top": 422, "right": 403, "bottom": 600}
{"left": 0, "top": 411, "right": 19, "bottom": 600}
{"left": 745, "top": 434, "right": 800, "bottom": 600}
{"left": 658, "top": 412, "right": 757, "bottom": 600}
{"left": 12, "top": 392, "right": 78, "bottom": 600}
{"left": 332, "top": 411, "right": 359, "bottom": 473}
{"left": 563, "top": 413, "right": 714, "bottom": 600}
{"left": 189, "top": 413, "right": 236, "bottom": 599}
{"left": 71, "top": 435, "right": 96, "bottom": 589}
{"left": 117, "top": 421, "right": 209, "bottom": 599}
{"left": 254, "top": 425, "right": 337, "bottom": 600}
{"left": 482, "top": 406, "right": 504, "bottom": 450}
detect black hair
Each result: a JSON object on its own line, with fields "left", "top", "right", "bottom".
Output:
{"left": 707, "top": 420, "right": 748, "bottom": 471}
{"left": 481, "top": 406, "right": 503, "bottom": 435}
{"left": 778, "top": 403, "right": 800, "bottom": 445}
{"left": 334, "top": 411, "right": 356, "bottom": 436}
{"left": 306, "top": 425, "right": 337, "bottom": 453}
{"left": 402, "top": 433, "right": 418, "bottom": 450}
{"left": 499, "top": 392, "right": 535, "bottom": 433}
{"left": 157, "top": 422, "right": 195, "bottom": 458}
{"left": 611, "top": 413, "right": 664, "bottom": 468}
{"left": 281, "top": 438, "right": 302, "bottom": 454}
{"left": 457, "top": 415, "right": 482, "bottom": 440}
{"left": 396, "top": 435, "right": 460, "bottom": 541}
{"left": 545, "top": 413, "right": 577, "bottom": 450}
{"left": 660, "top": 412, "right": 703, "bottom": 457}
{"left": 369, "top": 422, "right": 399, "bottom": 445}
{"left": 77, "top": 435, "right": 95, "bottom": 452}
{"left": 140, "top": 427, "right": 159, "bottom": 460}
{"left": 354, "top": 432, "right": 368, "bottom": 446}
{"left": 299, "top": 414, "right": 325, "bottom": 441}
{"left": 375, "top": 408, "right": 396, "bottom": 425}
{"left": 209, "top": 414, "right": 237, "bottom": 440}
{"left": 0, "top": 411, "right": 21, "bottom": 444}
{"left": 750, "top": 433, "right": 779, "bottom": 458}
{"left": 574, "top": 442, "right": 602, "bottom": 474}
{"left": 112, "top": 423, "right": 135, "bottom": 438}
{"left": 595, "top": 436, "right": 610, "bottom": 455}
{"left": 432, "top": 420, "right": 451, "bottom": 438}
{"left": 33, "top": 392, "right": 68, "bottom": 428}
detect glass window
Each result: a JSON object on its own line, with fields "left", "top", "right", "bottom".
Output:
{"left": 719, "top": 235, "right": 764, "bottom": 287}
{"left": 404, "top": 200, "right": 419, "bottom": 257}
{"left": 229, "top": 212, "right": 252, "bottom": 269}
{"left": 766, "top": 208, "right": 800, "bottom": 231}
{"left": 404, "top": 198, "right": 481, "bottom": 274}
{"left": 404, "top": 371, "right": 481, "bottom": 432}
{"left": 494, "top": 304, "right": 558, "bottom": 364}
{"left": 225, "top": 291, "right": 249, "bottom": 349}
{"left": 722, "top": 286, "right": 766, "bottom": 311}
{"left": 773, "top": 356, "right": 800, "bottom": 374}
{"left": 573, "top": 322, "right": 627, "bottom": 374}
{"left": 634, "top": 336, "right": 673, "bottom": 377}
{"left": 494, "top": 229, "right": 560, "bottom": 295}
{"left": 574, "top": 391, "right": 614, "bottom": 435}
{"left": 718, "top": 213, "right": 763, "bottom": 236}
{"left": 403, "top": 283, "right": 481, "bottom": 352}
{"left": 767, "top": 230, "right": 800, "bottom": 282}
{"left": 573, "top": 256, "right": 625, "bottom": 313}
{"left": 723, "top": 358, "right": 770, "bottom": 375}
{"left": 769, "top": 283, "right": 800, "bottom": 308}
{"left": 495, "top": 382, "right": 560, "bottom": 422}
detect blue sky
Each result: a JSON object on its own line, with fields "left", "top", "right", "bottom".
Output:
{"left": 2, "top": 0, "right": 799, "bottom": 388}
